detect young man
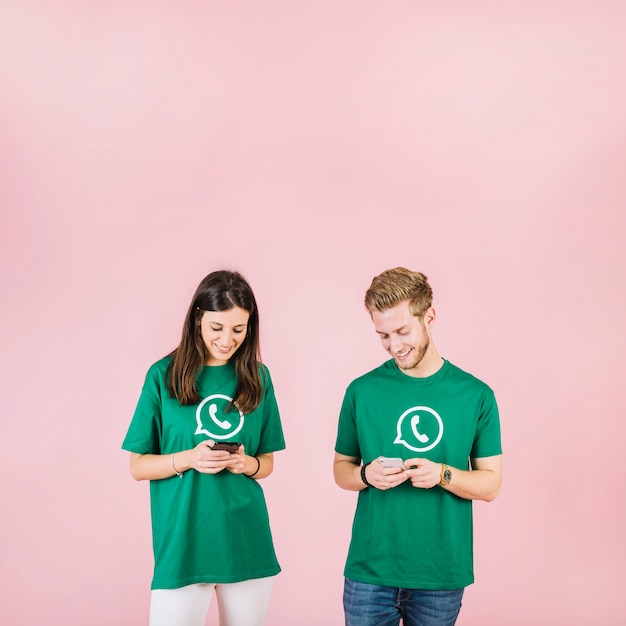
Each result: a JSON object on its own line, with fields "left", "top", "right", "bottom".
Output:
{"left": 334, "top": 268, "right": 502, "bottom": 626}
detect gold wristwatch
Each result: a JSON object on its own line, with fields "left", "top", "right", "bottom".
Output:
{"left": 439, "top": 464, "right": 452, "bottom": 486}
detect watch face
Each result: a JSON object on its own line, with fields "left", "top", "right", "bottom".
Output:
{"left": 443, "top": 468, "right": 452, "bottom": 484}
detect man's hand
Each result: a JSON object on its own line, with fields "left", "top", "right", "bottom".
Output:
{"left": 334, "top": 453, "right": 409, "bottom": 491}
{"left": 404, "top": 455, "right": 503, "bottom": 501}
{"left": 404, "top": 457, "right": 442, "bottom": 489}
{"left": 364, "top": 458, "right": 410, "bottom": 490}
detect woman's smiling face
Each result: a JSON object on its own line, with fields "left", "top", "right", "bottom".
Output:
{"left": 200, "top": 306, "right": 250, "bottom": 366}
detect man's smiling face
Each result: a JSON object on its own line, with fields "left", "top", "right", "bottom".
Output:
{"left": 371, "top": 300, "right": 434, "bottom": 375}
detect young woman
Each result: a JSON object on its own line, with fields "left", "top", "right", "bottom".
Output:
{"left": 123, "top": 270, "right": 285, "bottom": 626}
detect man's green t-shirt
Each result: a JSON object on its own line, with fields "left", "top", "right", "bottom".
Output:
{"left": 122, "top": 357, "right": 285, "bottom": 589}
{"left": 335, "top": 359, "right": 501, "bottom": 590}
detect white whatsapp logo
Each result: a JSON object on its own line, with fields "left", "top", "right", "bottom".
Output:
{"left": 195, "top": 394, "right": 245, "bottom": 439}
{"left": 394, "top": 406, "right": 443, "bottom": 452}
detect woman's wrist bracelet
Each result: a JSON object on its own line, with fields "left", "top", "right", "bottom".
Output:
{"left": 246, "top": 455, "right": 261, "bottom": 478}
{"left": 172, "top": 453, "right": 183, "bottom": 478}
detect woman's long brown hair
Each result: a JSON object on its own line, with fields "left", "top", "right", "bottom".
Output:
{"left": 166, "top": 270, "right": 262, "bottom": 414}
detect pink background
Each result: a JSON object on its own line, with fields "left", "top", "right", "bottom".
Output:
{"left": 1, "top": 1, "right": 625, "bottom": 624}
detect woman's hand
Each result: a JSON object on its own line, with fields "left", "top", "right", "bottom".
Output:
{"left": 225, "top": 445, "right": 258, "bottom": 475}
{"left": 130, "top": 442, "right": 251, "bottom": 480}
{"left": 184, "top": 440, "right": 237, "bottom": 475}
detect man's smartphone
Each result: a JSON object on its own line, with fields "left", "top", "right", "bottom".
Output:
{"left": 379, "top": 457, "right": 406, "bottom": 470}
{"left": 211, "top": 442, "right": 242, "bottom": 454}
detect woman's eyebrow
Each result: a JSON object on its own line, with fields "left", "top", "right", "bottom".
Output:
{"left": 208, "top": 321, "right": 247, "bottom": 329}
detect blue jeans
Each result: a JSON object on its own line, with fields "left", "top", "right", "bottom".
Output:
{"left": 343, "top": 578, "right": 464, "bottom": 626}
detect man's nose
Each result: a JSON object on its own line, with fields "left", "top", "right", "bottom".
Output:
{"left": 390, "top": 335, "right": 403, "bottom": 352}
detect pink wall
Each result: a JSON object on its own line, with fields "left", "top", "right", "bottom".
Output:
{"left": 1, "top": 1, "right": 625, "bottom": 624}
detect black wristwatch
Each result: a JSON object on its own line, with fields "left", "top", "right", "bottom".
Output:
{"left": 439, "top": 464, "right": 452, "bottom": 486}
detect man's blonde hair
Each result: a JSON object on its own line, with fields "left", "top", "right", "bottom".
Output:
{"left": 364, "top": 267, "right": 433, "bottom": 317}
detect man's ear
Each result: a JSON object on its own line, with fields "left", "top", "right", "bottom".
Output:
{"left": 423, "top": 306, "right": 436, "bottom": 328}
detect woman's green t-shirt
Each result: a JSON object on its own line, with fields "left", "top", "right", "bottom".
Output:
{"left": 122, "top": 357, "right": 286, "bottom": 589}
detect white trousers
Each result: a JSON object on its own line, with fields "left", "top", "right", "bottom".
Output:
{"left": 149, "top": 576, "right": 276, "bottom": 626}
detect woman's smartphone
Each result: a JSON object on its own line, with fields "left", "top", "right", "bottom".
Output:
{"left": 379, "top": 457, "right": 406, "bottom": 470}
{"left": 211, "top": 442, "right": 242, "bottom": 454}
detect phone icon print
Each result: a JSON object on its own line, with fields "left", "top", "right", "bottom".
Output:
{"left": 195, "top": 394, "right": 244, "bottom": 439}
{"left": 209, "top": 403, "right": 232, "bottom": 429}
{"left": 410, "top": 414, "right": 429, "bottom": 443}
{"left": 394, "top": 406, "right": 443, "bottom": 452}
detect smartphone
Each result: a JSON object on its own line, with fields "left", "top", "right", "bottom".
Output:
{"left": 379, "top": 457, "right": 406, "bottom": 470}
{"left": 211, "top": 442, "right": 242, "bottom": 454}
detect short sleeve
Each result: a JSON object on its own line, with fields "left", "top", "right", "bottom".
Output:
{"left": 334, "top": 384, "right": 361, "bottom": 460}
{"left": 122, "top": 362, "right": 164, "bottom": 454}
{"left": 256, "top": 366, "right": 286, "bottom": 455}
{"left": 470, "top": 386, "right": 502, "bottom": 459}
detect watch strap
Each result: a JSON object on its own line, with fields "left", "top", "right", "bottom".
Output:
{"left": 439, "top": 464, "right": 452, "bottom": 486}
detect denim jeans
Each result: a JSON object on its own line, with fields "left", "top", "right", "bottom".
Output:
{"left": 343, "top": 578, "right": 464, "bottom": 626}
